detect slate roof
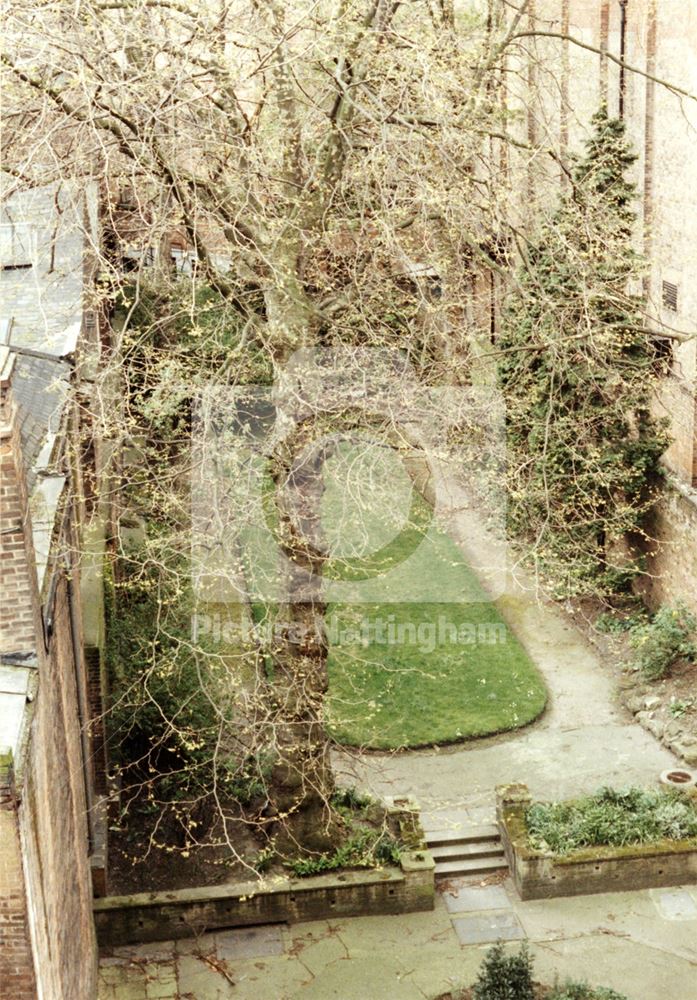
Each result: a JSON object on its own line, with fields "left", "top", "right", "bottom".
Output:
{"left": 0, "top": 180, "right": 97, "bottom": 357}
{"left": 0, "top": 180, "right": 95, "bottom": 479}
{"left": 11, "top": 353, "right": 70, "bottom": 490}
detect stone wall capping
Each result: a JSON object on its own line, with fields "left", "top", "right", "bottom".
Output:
{"left": 94, "top": 850, "right": 435, "bottom": 948}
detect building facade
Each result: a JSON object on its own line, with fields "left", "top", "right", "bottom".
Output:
{"left": 0, "top": 182, "right": 104, "bottom": 999}
{"left": 505, "top": 0, "right": 697, "bottom": 611}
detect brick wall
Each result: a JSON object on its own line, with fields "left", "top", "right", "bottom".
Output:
{"left": 0, "top": 359, "right": 98, "bottom": 998}
{"left": 498, "top": 783, "right": 697, "bottom": 901}
{"left": 0, "top": 353, "right": 38, "bottom": 655}
{"left": 18, "top": 575, "right": 99, "bottom": 1000}
{"left": 94, "top": 850, "right": 435, "bottom": 948}
{"left": 525, "top": 0, "right": 697, "bottom": 486}
{"left": 0, "top": 754, "right": 37, "bottom": 1000}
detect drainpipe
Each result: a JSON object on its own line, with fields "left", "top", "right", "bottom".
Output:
{"left": 619, "top": 0, "right": 629, "bottom": 118}
{"left": 66, "top": 535, "right": 96, "bottom": 853}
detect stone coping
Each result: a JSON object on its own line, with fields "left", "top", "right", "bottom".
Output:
{"left": 94, "top": 850, "right": 434, "bottom": 947}
{"left": 94, "top": 863, "right": 416, "bottom": 913}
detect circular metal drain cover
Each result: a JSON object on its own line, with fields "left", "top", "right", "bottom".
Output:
{"left": 660, "top": 768, "right": 696, "bottom": 787}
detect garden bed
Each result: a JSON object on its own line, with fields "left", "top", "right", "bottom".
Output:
{"left": 569, "top": 597, "right": 697, "bottom": 767}
{"left": 497, "top": 783, "right": 697, "bottom": 901}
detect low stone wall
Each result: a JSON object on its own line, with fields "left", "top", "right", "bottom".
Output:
{"left": 497, "top": 784, "right": 697, "bottom": 901}
{"left": 94, "top": 851, "right": 434, "bottom": 947}
{"left": 620, "top": 680, "right": 697, "bottom": 767}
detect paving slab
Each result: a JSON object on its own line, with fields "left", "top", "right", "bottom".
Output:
{"left": 215, "top": 924, "right": 285, "bottom": 960}
{"left": 530, "top": 935, "right": 697, "bottom": 1000}
{"left": 288, "top": 925, "right": 350, "bottom": 976}
{"left": 452, "top": 910, "right": 526, "bottom": 945}
{"left": 513, "top": 882, "right": 697, "bottom": 965}
{"left": 290, "top": 955, "right": 426, "bottom": 1000}
{"left": 442, "top": 882, "right": 512, "bottom": 914}
{"left": 144, "top": 963, "right": 178, "bottom": 1000}
{"left": 651, "top": 887, "right": 697, "bottom": 921}
{"left": 112, "top": 941, "right": 175, "bottom": 962}
{"left": 176, "top": 954, "right": 234, "bottom": 1000}
{"left": 175, "top": 930, "right": 216, "bottom": 956}
{"left": 98, "top": 883, "right": 697, "bottom": 1000}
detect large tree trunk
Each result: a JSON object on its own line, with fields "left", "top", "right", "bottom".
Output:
{"left": 265, "top": 417, "right": 342, "bottom": 855}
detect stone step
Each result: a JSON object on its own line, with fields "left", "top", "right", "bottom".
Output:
{"left": 425, "top": 824, "right": 500, "bottom": 848}
{"left": 429, "top": 841, "right": 504, "bottom": 862}
{"left": 434, "top": 854, "right": 508, "bottom": 878}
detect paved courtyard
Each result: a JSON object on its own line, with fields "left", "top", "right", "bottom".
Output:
{"left": 99, "top": 491, "right": 695, "bottom": 999}
{"left": 99, "top": 875, "right": 697, "bottom": 999}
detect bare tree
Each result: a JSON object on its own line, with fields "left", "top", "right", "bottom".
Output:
{"left": 4, "top": 1, "right": 692, "bottom": 869}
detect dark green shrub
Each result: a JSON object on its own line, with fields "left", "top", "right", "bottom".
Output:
{"left": 498, "top": 107, "right": 669, "bottom": 599}
{"left": 628, "top": 602, "right": 697, "bottom": 680}
{"left": 223, "top": 753, "right": 274, "bottom": 806}
{"left": 472, "top": 942, "right": 534, "bottom": 1000}
{"left": 595, "top": 610, "right": 647, "bottom": 634}
{"left": 252, "top": 846, "right": 276, "bottom": 874}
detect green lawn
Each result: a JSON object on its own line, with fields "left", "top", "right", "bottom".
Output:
{"left": 242, "top": 441, "right": 547, "bottom": 750}
{"left": 324, "top": 521, "right": 546, "bottom": 748}
{"left": 326, "top": 601, "right": 546, "bottom": 749}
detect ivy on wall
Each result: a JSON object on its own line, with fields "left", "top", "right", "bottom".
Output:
{"left": 498, "top": 107, "right": 670, "bottom": 597}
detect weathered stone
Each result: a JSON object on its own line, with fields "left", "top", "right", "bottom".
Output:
{"left": 645, "top": 696, "right": 662, "bottom": 710}
{"left": 625, "top": 693, "right": 644, "bottom": 715}
{"left": 215, "top": 924, "right": 285, "bottom": 960}
{"left": 442, "top": 883, "right": 510, "bottom": 914}
{"left": 652, "top": 888, "right": 697, "bottom": 920}
{"left": 452, "top": 911, "right": 525, "bottom": 945}
{"left": 645, "top": 717, "right": 665, "bottom": 739}
{"left": 671, "top": 742, "right": 697, "bottom": 766}
{"left": 636, "top": 481, "right": 697, "bottom": 623}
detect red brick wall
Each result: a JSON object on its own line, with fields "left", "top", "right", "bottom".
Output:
{"left": 0, "top": 759, "right": 37, "bottom": 1000}
{"left": 1, "top": 362, "right": 98, "bottom": 997}
{"left": 0, "top": 372, "right": 38, "bottom": 655}
{"left": 18, "top": 574, "right": 99, "bottom": 1000}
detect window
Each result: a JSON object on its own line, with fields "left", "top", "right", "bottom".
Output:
{"left": 171, "top": 246, "right": 194, "bottom": 275}
{"left": 662, "top": 280, "right": 678, "bottom": 312}
{"left": 652, "top": 335, "right": 674, "bottom": 374}
{"left": 0, "top": 223, "right": 35, "bottom": 270}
